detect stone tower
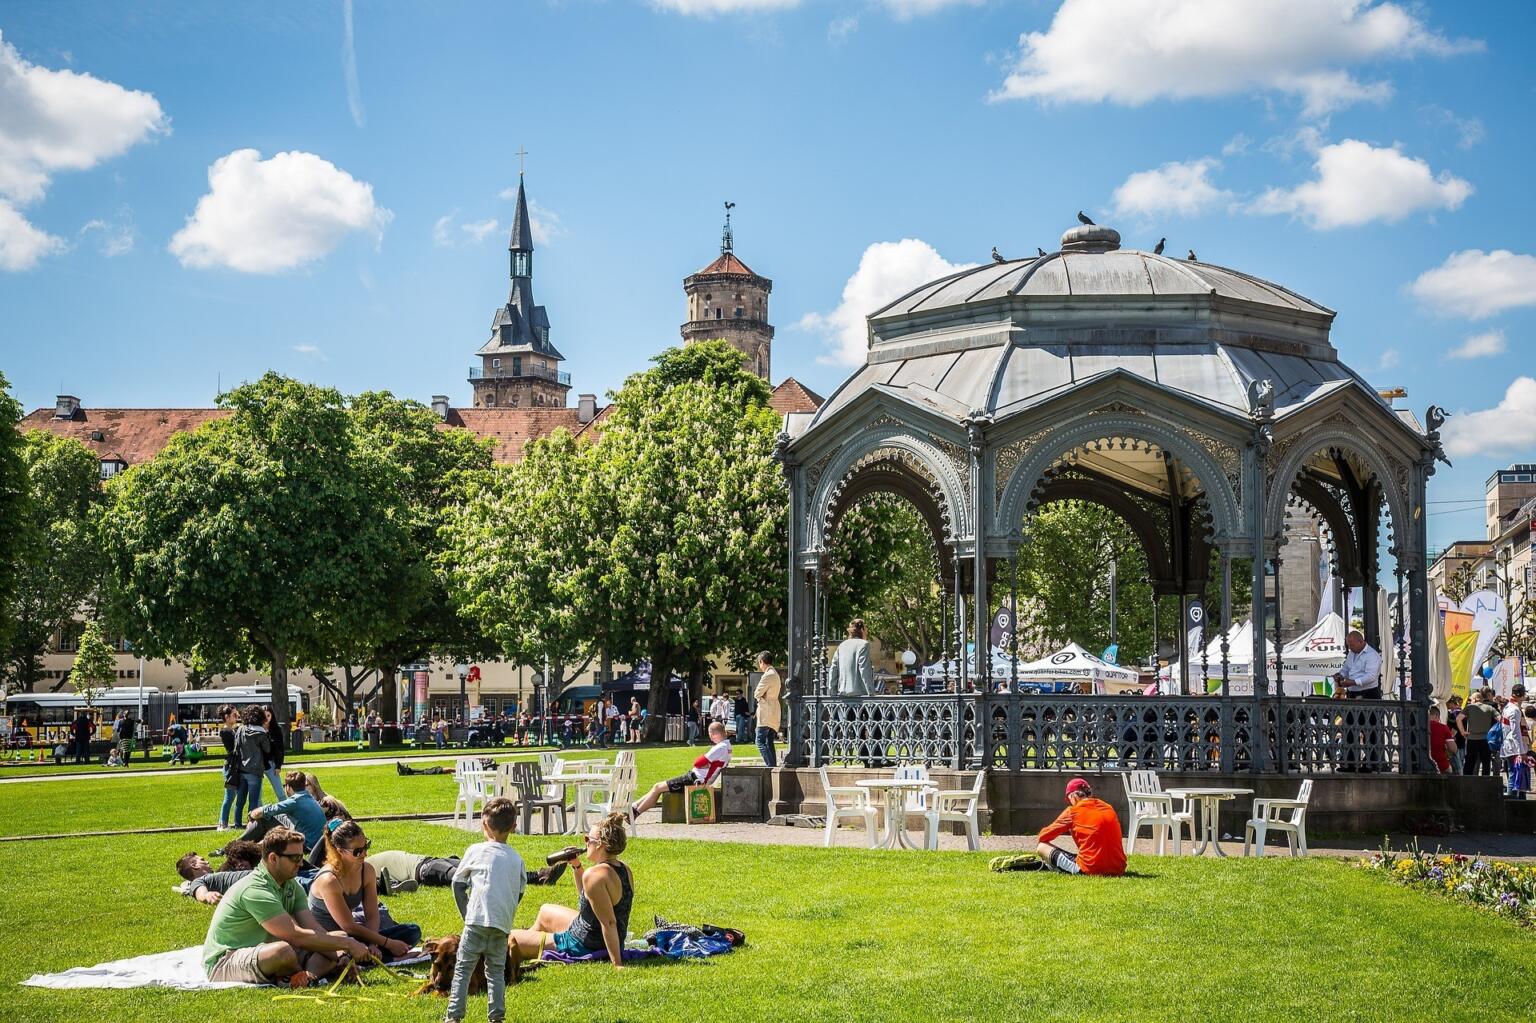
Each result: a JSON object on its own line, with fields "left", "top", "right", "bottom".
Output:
{"left": 470, "top": 175, "right": 571, "bottom": 409}
{"left": 681, "top": 204, "right": 774, "bottom": 380}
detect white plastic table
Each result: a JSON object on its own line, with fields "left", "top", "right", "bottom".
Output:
{"left": 548, "top": 772, "right": 609, "bottom": 834}
{"left": 856, "top": 779, "right": 937, "bottom": 850}
{"left": 1165, "top": 787, "right": 1253, "bottom": 857}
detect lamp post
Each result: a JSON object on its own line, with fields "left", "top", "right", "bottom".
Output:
{"left": 455, "top": 663, "right": 469, "bottom": 736}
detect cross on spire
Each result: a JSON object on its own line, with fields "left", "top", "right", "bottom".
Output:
{"left": 515, "top": 145, "right": 529, "bottom": 176}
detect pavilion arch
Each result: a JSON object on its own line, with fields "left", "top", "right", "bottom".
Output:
{"left": 1264, "top": 428, "right": 1414, "bottom": 560}
{"left": 819, "top": 454, "right": 957, "bottom": 581}
{"left": 994, "top": 411, "right": 1243, "bottom": 551}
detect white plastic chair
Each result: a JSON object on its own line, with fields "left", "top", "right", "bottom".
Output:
{"left": 453, "top": 758, "right": 494, "bottom": 825}
{"left": 581, "top": 758, "right": 640, "bottom": 834}
{"left": 922, "top": 770, "right": 985, "bottom": 851}
{"left": 1123, "top": 771, "right": 1193, "bottom": 855}
{"left": 817, "top": 766, "right": 879, "bottom": 848}
{"left": 1244, "top": 780, "right": 1312, "bottom": 857}
{"left": 894, "top": 764, "right": 933, "bottom": 818}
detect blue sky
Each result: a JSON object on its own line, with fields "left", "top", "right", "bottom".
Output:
{"left": 0, "top": 0, "right": 1533, "bottom": 551}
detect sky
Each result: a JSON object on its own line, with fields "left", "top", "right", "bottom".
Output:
{"left": 0, "top": 0, "right": 1533, "bottom": 554}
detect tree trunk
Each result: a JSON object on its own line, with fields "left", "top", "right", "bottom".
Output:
{"left": 270, "top": 648, "right": 291, "bottom": 729}
{"left": 643, "top": 649, "right": 677, "bottom": 742}
{"left": 379, "top": 666, "right": 398, "bottom": 723}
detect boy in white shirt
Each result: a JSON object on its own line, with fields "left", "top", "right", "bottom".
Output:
{"left": 447, "top": 797, "right": 525, "bottom": 1023}
{"left": 627, "top": 721, "right": 733, "bottom": 822}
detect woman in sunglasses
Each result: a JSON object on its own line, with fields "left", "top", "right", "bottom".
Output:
{"left": 308, "top": 820, "right": 421, "bottom": 961}
{"left": 510, "top": 812, "right": 633, "bottom": 970}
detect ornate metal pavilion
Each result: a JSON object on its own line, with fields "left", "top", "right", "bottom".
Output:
{"left": 776, "top": 222, "right": 1450, "bottom": 775}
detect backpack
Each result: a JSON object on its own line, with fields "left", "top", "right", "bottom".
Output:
{"left": 1485, "top": 719, "right": 1503, "bottom": 751}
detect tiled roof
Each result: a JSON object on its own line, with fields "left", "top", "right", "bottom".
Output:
{"left": 443, "top": 407, "right": 605, "bottom": 463}
{"left": 19, "top": 407, "right": 229, "bottom": 465}
{"left": 691, "top": 252, "right": 760, "bottom": 278}
{"left": 769, "top": 377, "right": 824, "bottom": 414}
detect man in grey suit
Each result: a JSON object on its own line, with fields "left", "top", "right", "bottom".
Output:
{"left": 827, "top": 618, "right": 875, "bottom": 696}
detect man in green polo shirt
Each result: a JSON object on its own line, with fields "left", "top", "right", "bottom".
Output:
{"left": 202, "top": 826, "right": 369, "bottom": 984}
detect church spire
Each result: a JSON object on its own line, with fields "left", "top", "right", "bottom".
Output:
{"left": 508, "top": 173, "right": 534, "bottom": 278}
{"left": 721, "top": 200, "right": 735, "bottom": 255}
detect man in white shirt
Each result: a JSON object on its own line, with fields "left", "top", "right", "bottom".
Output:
{"left": 627, "top": 721, "right": 732, "bottom": 822}
{"left": 1333, "top": 631, "right": 1383, "bottom": 699}
{"left": 1500, "top": 684, "right": 1528, "bottom": 795}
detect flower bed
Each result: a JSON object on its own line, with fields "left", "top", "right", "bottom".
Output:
{"left": 1361, "top": 844, "right": 1536, "bottom": 928}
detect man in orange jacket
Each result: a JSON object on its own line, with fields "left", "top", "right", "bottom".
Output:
{"left": 1035, "top": 777, "right": 1127, "bottom": 875}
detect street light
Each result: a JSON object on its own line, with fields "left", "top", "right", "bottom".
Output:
{"left": 455, "top": 663, "right": 469, "bottom": 735}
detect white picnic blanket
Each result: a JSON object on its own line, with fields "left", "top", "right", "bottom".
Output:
{"left": 22, "top": 946, "right": 254, "bottom": 991}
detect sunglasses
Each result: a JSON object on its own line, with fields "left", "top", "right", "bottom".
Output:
{"left": 275, "top": 852, "right": 305, "bottom": 864}
{"left": 344, "top": 841, "right": 372, "bottom": 857}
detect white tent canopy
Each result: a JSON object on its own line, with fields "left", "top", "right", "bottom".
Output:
{"left": 1015, "top": 643, "right": 1140, "bottom": 691}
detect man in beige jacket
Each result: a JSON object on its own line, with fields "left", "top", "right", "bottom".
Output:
{"left": 753, "top": 652, "right": 782, "bottom": 768}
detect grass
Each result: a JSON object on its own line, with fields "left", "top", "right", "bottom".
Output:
{"left": 3, "top": 818, "right": 1534, "bottom": 1022}
{"left": 0, "top": 744, "right": 714, "bottom": 838}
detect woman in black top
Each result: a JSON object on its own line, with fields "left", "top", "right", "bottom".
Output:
{"left": 216, "top": 705, "right": 240, "bottom": 829}
{"left": 262, "top": 705, "right": 285, "bottom": 803}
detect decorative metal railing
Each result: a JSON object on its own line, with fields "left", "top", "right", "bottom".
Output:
{"left": 796, "top": 693, "right": 1426, "bottom": 774}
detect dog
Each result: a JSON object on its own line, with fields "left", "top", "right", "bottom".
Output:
{"left": 414, "top": 934, "right": 522, "bottom": 996}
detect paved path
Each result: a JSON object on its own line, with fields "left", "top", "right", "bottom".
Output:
{"left": 437, "top": 812, "right": 1536, "bottom": 861}
{"left": 0, "top": 749, "right": 547, "bottom": 785}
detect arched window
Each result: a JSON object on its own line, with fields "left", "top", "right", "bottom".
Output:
{"left": 716, "top": 309, "right": 722, "bottom": 319}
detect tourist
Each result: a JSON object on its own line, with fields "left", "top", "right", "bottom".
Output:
{"left": 733, "top": 693, "right": 751, "bottom": 747}
{"left": 201, "top": 827, "right": 369, "bottom": 985}
{"left": 605, "top": 698, "right": 621, "bottom": 745}
{"left": 1033, "top": 778, "right": 1127, "bottom": 875}
{"left": 71, "top": 708, "right": 93, "bottom": 765}
{"left": 828, "top": 618, "right": 875, "bottom": 696}
{"left": 710, "top": 691, "right": 731, "bottom": 728}
{"left": 628, "top": 698, "right": 642, "bottom": 744}
{"left": 1500, "top": 684, "right": 1527, "bottom": 796}
{"left": 1427, "top": 707, "right": 1455, "bottom": 774}
{"left": 753, "top": 651, "right": 782, "bottom": 768}
{"left": 263, "top": 706, "right": 286, "bottom": 802}
{"left": 510, "top": 811, "right": 632, "bottom": 971}
{"left": 105, "top": 746, "right": 124, "bottom": 768}
{"left": 1463, "top": 688, "right": 1497, "bottom": 777}
{"left": 445, "top": 797, "right": 526, "bottom": 1022}
{"left": 177, "top": 848, "right": 263, "bottom": 905}
{"left": 308, "top": 821, "right": 421, "bottom": 960}
{"left": 684, "top": 703, "right": 700, "bottom": 744}
{"left": 217, "top": 705, "right": 245, "bottom": 830}
{"left": 243, "top": 770, "right": 328, "bottom": 850}
{"left": 628, "top": 720, "right": 732, "bottom": 822}
{"left": 1522, "top": 705, "right": 1536, "bottom": 796}
{"left": 234, "top": 705, "right": 270, "bottom": 825}
{"left": 1331, "top": 631, "right": 1383, "bottom": 699}
{"left": 168, "top": 717, "right": 189, "bottom": 765}
{"left": 1445, "top": 695, "right": 1467, "bottom": 774}
{"left": 113, "top": 709, "right": 136, "bottom": 765}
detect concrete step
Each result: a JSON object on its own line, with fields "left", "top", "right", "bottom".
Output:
{"left": 1503, "top": 797, "right": 1536, "bottom": 834}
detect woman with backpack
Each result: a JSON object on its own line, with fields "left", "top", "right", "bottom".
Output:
{"left": 234, "top": 706, "right": 271, "bottom": 825}
{"left": 262, "top": 705, "right": 286, "bottom": 803}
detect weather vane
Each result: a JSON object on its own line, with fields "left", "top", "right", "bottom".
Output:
{"left": 722, "top": 201, "right": 735, "bottom": 254}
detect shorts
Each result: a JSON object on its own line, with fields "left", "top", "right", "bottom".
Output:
{"left": 664, "top": 772, "right": 695, "bottom": 794}
{"left": 1044, "top": 848, "right": 1081, "bottom": 874}
{"left": 550, "top": 929, "right": 598, "bottom": 957}
{"left": 208, "top": 945, "right": 271, "bottom": 984}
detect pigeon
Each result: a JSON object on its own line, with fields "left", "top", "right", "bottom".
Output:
{"left": 1153, "top": 237, "right": 1165, "bottom": 255}
{"left": 1037, "top": 247, "right": 1047, "bottom": 257}
{"left": 1076, "top": 210, "right": 1095, "bottom": 226}
{"left": 1186, "top": 249, "right": 1198, "bottom": 261}
{"left": 991, "top": 246, "right": 1006, "bottom": 263}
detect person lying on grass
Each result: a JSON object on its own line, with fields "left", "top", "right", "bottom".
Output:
{"left": 307, "top": 820, "right": 421, "bottom": 962}
{"left": 201, "top": 826, "right": 370, "bottom": 986}
{"left": 627, "top": 720, "right": 732, "bottom": 822}
{"left": 1033, "top": 777, "right": 1126, "bottom": 876}
{"left": 509, "top": 812, "right": 633, "bottom": 971}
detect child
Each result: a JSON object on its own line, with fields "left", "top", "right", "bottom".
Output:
{"left": 106, "top": 746, "right": 124, "bottom": 767}
{"left": 447, "top": 797, "right": 525, "bottom": 1023}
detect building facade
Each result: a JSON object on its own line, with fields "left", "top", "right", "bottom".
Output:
{"left": 680, "top": 207, "right": 774, "bottom": 380}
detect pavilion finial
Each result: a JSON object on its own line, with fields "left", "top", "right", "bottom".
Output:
{"left": 721, "top": 201, "right": 735, "bottom": 255}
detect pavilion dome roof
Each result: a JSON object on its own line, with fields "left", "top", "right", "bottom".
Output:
{"left": 808, "top": 221, "right": 1388, "bottom": 430}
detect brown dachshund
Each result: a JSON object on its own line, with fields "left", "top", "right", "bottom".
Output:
{"left": 414, "top": 934, "right": 522, "bottom": 996}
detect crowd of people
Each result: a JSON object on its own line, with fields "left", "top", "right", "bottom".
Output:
{"left": 1442, "top": 683, "right": 1533, "bottom": 795}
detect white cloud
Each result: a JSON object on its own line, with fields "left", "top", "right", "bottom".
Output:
{"left": 1408, "top": 249, "right": 1536, "bottom": 320}
{"left": 1421, "top": 105, "right": 1485, "bottom": 150}
{"left": 797, "top": 238, "right": 976, "bottom": 366}
{"left": 1247, "top": 139, "right": 1471, "bottom": 229}
{"left": 432, "top": 211, "right": 456, "bottom": 248}
{"left": 1443, "top": 378, "right": 1536, "bottom": 459}
{"left": 78, "top": 209, "right": 134, "bottom": 256}
{"left": 877, "top": 0, "right": 982, "bottom": 18}
{"left": 990, "top": 0, "right": 1479, "bottom": 116}
{"left": 0, "top": 31, "right": 166, "bottom": 271}
{"left": 1376, "top": 347, "right": 1400, "bottom": 372}
{"left": 828, "top": 14, "right": 859, "bottom": 43}
{"left": 342, "top": 0, "right": 365, "bottom": 128}
{"left": 0, "top": 199, "right": 63, "bottom": 270}
{"left": 1447, "top": 330, "right": 1507, "bottom": 361}
{"left": 1221, "top": 134, "right": 1251, "bottom": 157}
{"left": 650, "top": 0, "right": 800, "bottom": 14}
{"left": 527, "top": 200, "right": 562, "bottom": 246}
{"left": 461, "top": 218, "right": 499, "bottom": 243}
{"left": 1111, "top": 158, "right": 1232, "bottom": 219}
{"left": 291, "top": 343, "right": 328, "bottom": 361}
{"left": 170, "top": 149, "right": 391, "bottom": 273}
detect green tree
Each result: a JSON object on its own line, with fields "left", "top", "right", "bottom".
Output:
{"left": 98, "top": 373, "right": 417, "bottom": 727}
{"left": 0, "top": 373, "right": 26, "bottom": 666}
{"left": 67, "top": 619, "right": 117, "bottom": 708}
{"left": 2, "top": 431, "right": 106, "bottom": 693}
{"left": 592, "top": 343, "right": 786, "bottom": 737}
{"left": 825, "top": 496, "right": 946, "bottom": 663}
{"left": 440, "top": 431, "right": 601, "bottom": 707}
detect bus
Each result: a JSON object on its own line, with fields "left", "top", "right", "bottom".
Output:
{"left": 2, "top": 685, "right": 306, "bottom": 750}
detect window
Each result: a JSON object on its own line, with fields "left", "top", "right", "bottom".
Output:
{"left": 56, "top": 622, "right": 83, "bottom": 653}
{"left": 1517, "top": 474, "right": 1532, "bottom": 482}
{"left": 492, "top": 357, "right": 501, "bottom": 369}
{"left": 734, "top": 307, "right": 743, "bottom": 317}
{"left": 508, "top": 392, "right": 519, "bottom": 408}
{"left": 99, "top": 460, "right": 125, "bottom": 479}
{"left": 485, "top": 393, "right": 496, "bottom": 407}
{"left": 715, "top": 309, "right": 722, "bottom": 319}
{"left": 512, "top": 356, "right": 522, "bottom": 376}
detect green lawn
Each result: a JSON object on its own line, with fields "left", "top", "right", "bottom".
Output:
{"left": 2, "top": 818, "right": 1533, "bottom": 1022}
{"left": 0, "top": 744, "right": 714, "bottom": 838}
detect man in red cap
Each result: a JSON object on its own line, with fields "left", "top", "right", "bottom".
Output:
{"left": 1034, "top": 778, "right": 1126, "bottom": 875}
